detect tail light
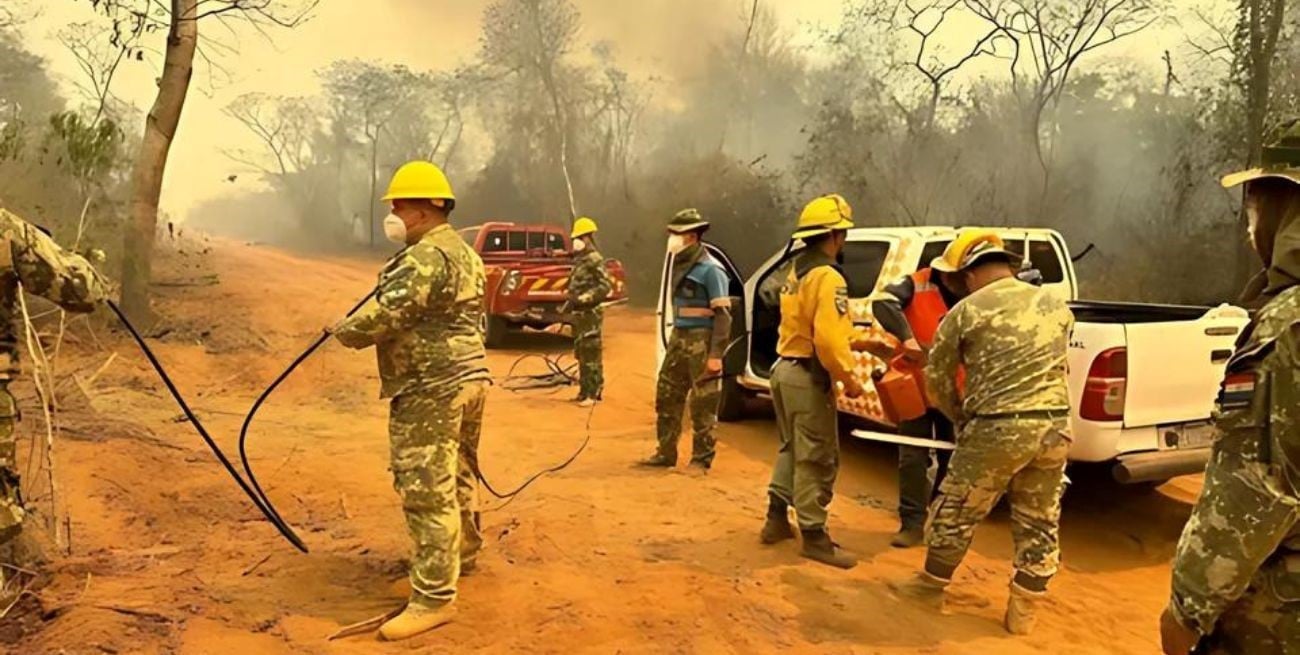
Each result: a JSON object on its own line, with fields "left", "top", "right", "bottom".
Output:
{"left": 1080, "top": 347, "right": 1127, "bottom": 421}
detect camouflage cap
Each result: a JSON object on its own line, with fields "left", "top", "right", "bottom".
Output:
{"left": 1222, "top": 120, "right": 1300, "bottom": 188}
{"left": 667, "top": 208, "right": 710, "bottom": 234}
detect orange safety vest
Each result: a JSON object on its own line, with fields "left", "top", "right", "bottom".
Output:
{"left": 897, "top": 268, "right": 965, "bottom": 405}
{"left": 901, "top": 268, "right": 949, "bottom": 349}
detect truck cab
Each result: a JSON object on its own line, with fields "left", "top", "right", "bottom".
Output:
{"left": 465, "top": 222, "right": 628, "bottom": 347}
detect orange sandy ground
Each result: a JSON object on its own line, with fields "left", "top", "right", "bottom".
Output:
{"left": 4, "top": 238, "right": 1200, "bottom": 654}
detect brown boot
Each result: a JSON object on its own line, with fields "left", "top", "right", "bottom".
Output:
{"left": 799, "top": 529, "right": 857, "bottom": 569}
{"left": 378, "top": 601, "right": 457, "bottom": 641}
{"left": 1005, "top": 582, "right": 1046, "bottom": 635}
{"left": 759, "top": 495, "right": 794, "bottom": 545}
{"left": 888, "top": 571, "right": 949, "bottom": 611}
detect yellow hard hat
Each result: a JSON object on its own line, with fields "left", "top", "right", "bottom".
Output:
{"left": 382, "top": 160, "right": 456, "bottom": 203}
{"left": 792, "top": 194, "right": 854, "bottom": 240}
{"left": 572, "top": 216, "right": 598, "bottom": 239}
{"left": 932, "top": 229, "right": 1015, "bottom": 273}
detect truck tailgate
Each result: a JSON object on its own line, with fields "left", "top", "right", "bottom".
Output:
{"left": 1121, "top": 309, "right": 1247, "bottom": 428}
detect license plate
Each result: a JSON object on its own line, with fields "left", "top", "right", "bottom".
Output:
{"left": 1162, "top": 424, "right": 1217, "bottom": 450}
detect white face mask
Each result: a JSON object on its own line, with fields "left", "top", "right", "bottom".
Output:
{"left": 572, "top": 238, "right": 587, "bottom": 252}
{"left": 667, "top": 234, "right": 688, "bottom": 254}
{"left": 382, "top": 213, "right": 407, "bottom": 245}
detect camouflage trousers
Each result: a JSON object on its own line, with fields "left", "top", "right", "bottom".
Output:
{"left": 388, "top": 381, "right": 486, "bottom": 608}
{"left": 0, "top": 388, "right": 20, "bottom": 553}
{"left": 1198, "top": 558, "right": 1300, "bottom": 654}
{"left": 925, "top": 415, "right": 1070, "bottom": 589}
{"left": 655, "top": 328, "right": 720, "bottom": 467}
{"left": 767, "top": 358, "right": 839, "bottom": 531}
{"left": 572, "top": 308, "right": 604, "bottom": 400}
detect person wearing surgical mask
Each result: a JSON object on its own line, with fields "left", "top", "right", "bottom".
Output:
{"left": 328, "top": 160, "right": 489, "bottom": 642}
{"left": 565, "top": 217, "right": 613, "bottom": 406}
{"left": 640, "top": 208, "right": 733, "bottom": 472}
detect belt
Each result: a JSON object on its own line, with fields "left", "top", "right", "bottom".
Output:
{"left": 975, "top": 409, "right": 1066, "bottom": 421}
{"left": 675, "top": 307, "right": 715, "bottom": 318}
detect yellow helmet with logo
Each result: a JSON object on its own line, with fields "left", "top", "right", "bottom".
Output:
{"left": 571, "top": 216, "right": 598, "bottom": 239}
{"left": 931, "top": 229, "right": 1015, "bottom": 273}
{"left": 792, "top": 194, "right": 855, "bottom": 240}
{"left": 382, "top": 160, "right": 456, "bottom": 203}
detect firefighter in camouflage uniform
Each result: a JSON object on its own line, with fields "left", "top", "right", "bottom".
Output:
{"left": 331, "top": 161, "right": 489, "bottom": 641}
{"left": 890, "top": 230, "right": 1075, "bottom": 637}
{"left": 566, "top": 217, "right": 613, "bottom": 407}
{"left": 641, "top": 209, "right": 732, "bottom": 471}
{"left": 1162, "top": 122, "right": 1300, "bottom": 655}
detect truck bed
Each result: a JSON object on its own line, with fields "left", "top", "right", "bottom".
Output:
{"left": 1068, "top": 300, "right": 1221, "bottom": 324}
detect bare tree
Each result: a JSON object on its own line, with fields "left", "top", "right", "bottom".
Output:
{"left": 481, "top": 0, "right": 582, "bottom": 223}
{"left": 898, "top": 0, "right": 1000, "bottom": 131}
{"left": 0, "top": 1, "right": 38, "bottom": 29}
{"left": 1234, "top": 0, "right": 1287, "bottom": 165}
{"left": 966, "top": 0, "right": 1160, "bottom": 172}
{"left": 319, "top": 61, "right": 423, "bottom": 247}
{"left": 57, "top": 22, "right": 143, "bottom": 125}
{"left": 82, "top": 0, "right": 318, "bottom": 323}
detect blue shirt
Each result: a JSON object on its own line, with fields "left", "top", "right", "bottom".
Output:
{"left": 673, "top": 256, "right": 729, "bottom": 329}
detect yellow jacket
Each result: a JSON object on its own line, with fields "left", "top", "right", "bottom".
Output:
{"left": 776, "top": 250, "right": 856, "bottom": 386}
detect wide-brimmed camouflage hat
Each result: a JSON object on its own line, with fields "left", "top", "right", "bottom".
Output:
{"left": 1222, "top": 120, "right": 1300, "bottom": 188}
{"left": 667, "top": 208, "right": 710, "bottom": 234}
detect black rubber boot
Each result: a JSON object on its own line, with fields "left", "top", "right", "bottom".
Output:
{"left": 799, "top": 529, "right": 857, "bottom": 569}
{"left": 759, "top": 495, "right": 795, "bottom": 545}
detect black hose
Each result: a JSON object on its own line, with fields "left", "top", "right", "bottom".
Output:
{"left": 480, "top": 400, "right": 595, "bottom": 510}
{"left": 236, "top": 291, "right": 375, "bottom": 533}
{"left": 106, "top": 300, "right": 308, "bottom": 552}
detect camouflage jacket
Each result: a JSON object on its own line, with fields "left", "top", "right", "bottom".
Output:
{"left": 0, "top": 209, "right": 108, "bottom": 381}
{"left": 568, "top": 247, "right": 612, "bottom": 312}
{"left": 333, "top": 223, "right": 490, "bottom": 399}
{"left": 1169, "top": 285, "right": 1300, "bottom": 637}
{"left": 925, "top": 277, "right": 1073, "bottom": 424}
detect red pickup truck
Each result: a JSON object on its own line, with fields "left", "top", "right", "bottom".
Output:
{"left": 460, "top": 222, "right": 629, "bottom": 348}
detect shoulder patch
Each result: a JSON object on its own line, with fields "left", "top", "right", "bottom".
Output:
{"left": 835, "top": 286, "right": 849, "bottom": 316}
{"left": 1217, "top": 371, "right": 1258, "bottom": 411}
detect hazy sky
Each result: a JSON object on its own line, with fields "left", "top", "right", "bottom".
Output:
{"left": 21, "top": 0, "right": 1216, "bottom": 221}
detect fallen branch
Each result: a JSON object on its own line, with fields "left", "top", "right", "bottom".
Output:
{"left": 327, "top": 607, "right": 403, "bottom": 641}
{"left": 18, "top": 286, "right": 63, "bottom": 548}
{"left": 92, "top": 604, "right": 172, "bottom": 623}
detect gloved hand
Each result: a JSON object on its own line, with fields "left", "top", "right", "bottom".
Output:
{"left": 841, "top": 378, "right": 866, "bottom": 399}
{"left": 899, "top": 338, "right": 926, "bottom": 366}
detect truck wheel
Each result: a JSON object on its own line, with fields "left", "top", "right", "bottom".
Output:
{"left": 717, "top": 376, "right": 748, "bottom": 422}
{"left": 484, "top": 316, "right": 510, "bottom": 349}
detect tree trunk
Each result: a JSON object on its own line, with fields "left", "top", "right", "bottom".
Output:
{"left": 368, "top": 130, "right": 378, "bottom": 248}
{"left": 119, "top": 0, "right": 198, "bottom": 323}
{"left": 1234, "top": 0, "right": 1286, "bottom": 289}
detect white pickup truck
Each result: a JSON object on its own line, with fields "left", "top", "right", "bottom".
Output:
{"left": 656, "top": 227, "right": 1251, "bottom": 483}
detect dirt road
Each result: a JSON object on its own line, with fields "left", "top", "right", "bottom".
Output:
{"left": 6, "top": 239, "right": 1200, "bottom": 654}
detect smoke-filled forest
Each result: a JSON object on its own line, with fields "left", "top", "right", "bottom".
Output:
{"left": 1, "top": 0, "right": 1296, "bottom": 307}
